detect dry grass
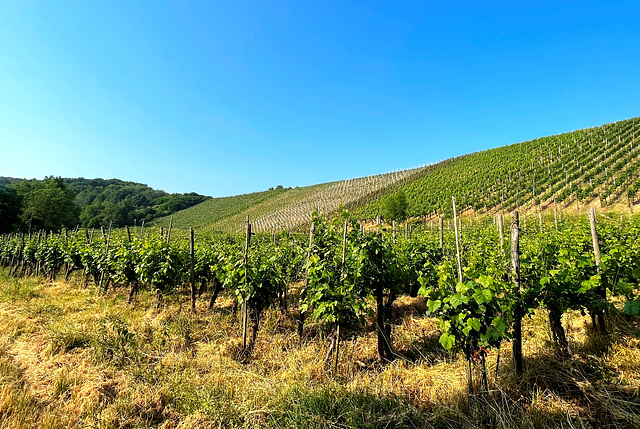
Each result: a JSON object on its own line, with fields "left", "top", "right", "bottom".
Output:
{"left": 0, "top": 271, "right": 639, "bottom": 428}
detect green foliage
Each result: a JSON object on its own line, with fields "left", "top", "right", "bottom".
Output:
{"left": 234, "top": 247, "right": 286, "bottom": 312}
{"left": 14, "top": 176, "right": 79, "bottom": 231}
{"left": 302, "top": 212, "right": 370, "bottom": 327}
{"left": 382, "top": 190, "right": 408, "bottom": 221}
{"left": 624, "top": 300, "right": 640, "bottom": 317}
{"left": 0, "top": 186, "right": 22, "bottom": 233}
{"left": 68, "top": 177, "right": 209, "bottom": 228}
{"left": 136, "top": 239, "right": 187, "bottom": 291}
{"left": 0, "top": 176, "right": 210, "bottom": 230}
{"left": 91, "top": 316, "right": 139, "bottom": 365}
{"left": 416, "top": 213, "right": 640, "bottom": 360}
{"left": 2, "top": 209, "right": 640, "bottom": 368}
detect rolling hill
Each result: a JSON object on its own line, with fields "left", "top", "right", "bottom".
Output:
{"left": 358, "top": 116, "right": 640, "bottom": 219}
{"left": 153, "top": 166, "right": 430, "bottom": 232}
{"left": 158, "top": 115, "right": 639, "bottom": 232}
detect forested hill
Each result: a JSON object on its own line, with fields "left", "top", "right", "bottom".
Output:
{"left": 0, "top": 176, "right": 210, "bottom": 232}
{"left": 64, "top": 178, "right": 209, "bottom": 227}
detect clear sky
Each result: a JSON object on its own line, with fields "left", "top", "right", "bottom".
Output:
{"left": 1, "top": 1, "right": 639, "bottom": 197}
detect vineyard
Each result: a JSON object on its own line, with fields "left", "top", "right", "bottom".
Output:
{"left": 149, "top": 116, "right": 640, "bottom": 235}
{"left": 148, "top": 186, "right": 295, "bottom": 229}
{"left": 154, "top": 166, "right": 432, "bottom": 233}
{"left": 359, "top": 116, "right": 640, "bottom": 219}
{"left": 1, "top": 207, "right": 640, "bottom": 428}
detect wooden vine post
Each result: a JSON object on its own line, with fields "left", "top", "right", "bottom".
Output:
{"left": 167, "top": 216, "right": 173, "bottom": 244}
{"left": 439, "top": 218, "right": 444, "bottom": 251}
{"left": 452, "top": 196, "right": 470, "bottom": 395}
{"left": 190, "top": 227, "right": 196, "bottom": 311}
{"left": 588, "top": 207, "right": 606, "bottom": 333}
{"left": 510, "top": 211, "right": 523, "bottom": 375}
{"left": 298, "top": 219, "right": 316, "bottom": 337}
{"left": 334, "top": 219, "right": 348, "bottom": 373}
{"left": 375, "top": 228, "right": 387, "bottom": 361}
{"left": 588, "top": 207, "right": 601, "bottom": 266}
{"left": 538, "top": 212, "right": 543, "bottom": 231}
{"left": 452, "top": 197, "right": 463, "bottom": 283}
{"left": 242, "top": 216, "right": 251, "bottom": 351}
{"left": 495, "top": 213, "right": 505, "bottom": 381}
{"left": 100, "top": 221, "right": 112, "bottom": 291}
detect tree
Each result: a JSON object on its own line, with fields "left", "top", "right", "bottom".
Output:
{"left": 0, "top": 185, "right": 22, "bottom": 233}
{"left": 15, "top": 176, "right": 79, "bottom": 231}
{"left": 383, "top": 190, "right": 408, "bottom": 221}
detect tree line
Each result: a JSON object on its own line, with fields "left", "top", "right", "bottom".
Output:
{"left": 0, "top": 176, "right": 210, "bottom": 233}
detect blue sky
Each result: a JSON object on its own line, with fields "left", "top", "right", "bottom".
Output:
{"left": 1, "top": 1, "right": 639, "bottom": 197}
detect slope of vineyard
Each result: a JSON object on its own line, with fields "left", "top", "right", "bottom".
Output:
{"left": 160, "top": 167, "right": 430, "bottom": 232}
{"left": 156, "top": 115, "right": 639, "bottom": 232}
{"left": 359, "top": 116, "right": 640, "bottom": 219}
{"left": 209, "top": 167, "right": 434, "bottom": 232}
{"left": 150, "top": 187, "right": 291, "bottom": 229}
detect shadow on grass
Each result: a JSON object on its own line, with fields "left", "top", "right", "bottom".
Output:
{"left": 269, "top": 386, "right": 430, "bottom": 429}
{"left": 495, "top": 352, "right": 640, "bottom": 428}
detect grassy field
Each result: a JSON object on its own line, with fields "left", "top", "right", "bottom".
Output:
{"left": 1, "top": 271, "right": 640, "bottom": 428}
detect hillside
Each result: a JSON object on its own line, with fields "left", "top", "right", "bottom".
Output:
{"left": 359, "top": 116, "right": 640, "bottom": 219}
{"left": 155, "top": 167, "right": 429, "bottom": 232}
{"left": 149, "top": 187, "right": 292, "bottom": 229}
{"left": 161, "top": 116, "right": 639, "bottom": 232}
{"left": 5, "top": 116, "right": 639, "bottom": 233}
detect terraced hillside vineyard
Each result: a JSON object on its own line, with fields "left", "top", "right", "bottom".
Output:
{"left": 154, "top": 116, "right": 640, "bottom": 233}
{"left": 360, "top": 116, "right": 640, "bottom": 219}
{"left": 149, "top": 187, "right": 292, "bottom": 229}
{"left": 156, "top": 166, "right": 430, "bottom": 233}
